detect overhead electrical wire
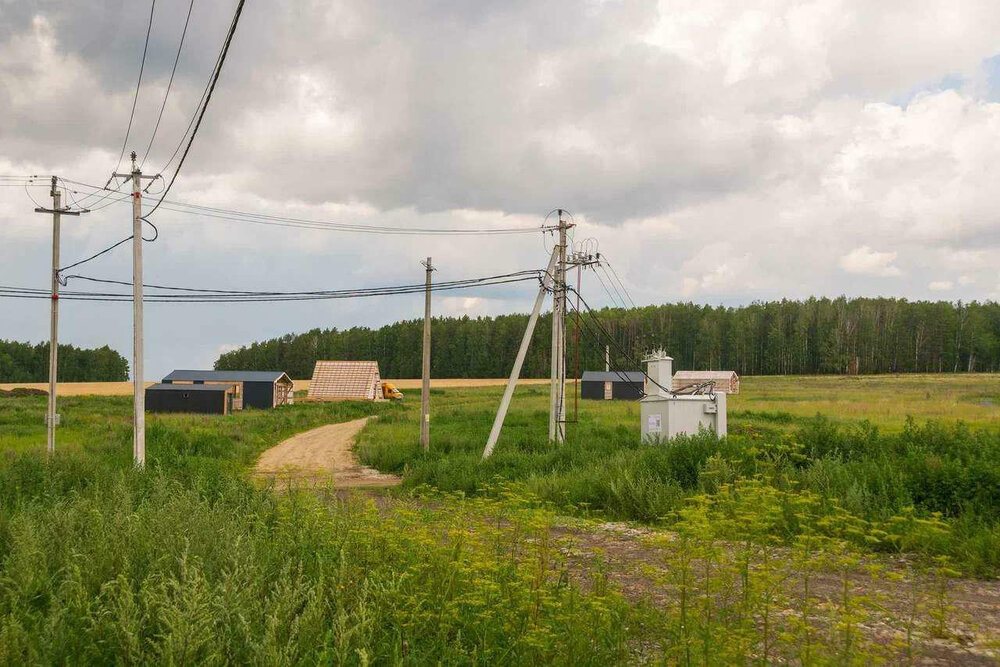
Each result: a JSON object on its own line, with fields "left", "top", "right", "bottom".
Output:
{"left": 114, "top": 0, "right": 157, "bottom": 174}
{"left": 0, "top": 270, "right": 543, "bottom": 304}
{"left": 57, "top": 0, "right": 245, "bottom": 275}
{"left": 567, "top": 285, "right": 672, "bottom": 395}
{"left": 141, "top": 0, "right": 196, "bottom": 168}
{"left": 57, "top": 178, "right": 557, "bottom": 235}
{"left": 144, "top": 0, "right": 246, "bottom": 221}
{"left": 601, "top": 256, "right": 637, "bottom": 308}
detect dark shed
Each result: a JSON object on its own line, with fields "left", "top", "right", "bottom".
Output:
{"left": 146, "top": 383, "right": 233, "bottom": 414}
{"left": 161, "top": 370, "right": 294, "bottom": 409}
{"left": 580, "top": 371, "right": 645, "bottom": 401}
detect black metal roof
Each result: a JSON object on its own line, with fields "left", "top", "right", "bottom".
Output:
{"left": 581, "top": 371, "right": 645, "bottom": 383}
{"left": 162, "top": 370, "right": 291, "bottom": 383}
{"left": 147, "top": 383, "right": 231, "bottom": 392}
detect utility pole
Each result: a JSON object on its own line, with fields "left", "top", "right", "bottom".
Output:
{"left": 483, "top": 249, "right": 559, "bottom": 459}
{"left": 113, "top": 153, "right": 156, "bottom": 467}
{"left": 605, "top": 345, "right": 610, "bottom": 372}
{"left": 34, "top": 176, "right": 83, "bottom": 456}
{"left": 549, "top": 210, "right": 571, "bottom": 444}
{"left": 420, "top": 257, "right": 433, "bottom": 451}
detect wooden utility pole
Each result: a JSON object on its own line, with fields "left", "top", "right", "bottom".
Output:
{"left": 483, "top": 249, "right": 559, "bottom": 459}
{"left": 420, "top": 257, "right": 433, "bottom": 450}
{"left": 113, "top": 153, "right": 156, "bottom": 467}
{"left": 34, "top": 176, "right": 83, "bottom": 456}
{"left": 549, "top": 211, "right": 570, "bottom": 444}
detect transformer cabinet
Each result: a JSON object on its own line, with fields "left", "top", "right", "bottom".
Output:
{"left": 639, "top": 352, "right": 727, "bottom": 442}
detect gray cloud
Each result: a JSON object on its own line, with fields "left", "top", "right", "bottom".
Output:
{"left": 3, "top": 0, "right": 1000, "bottom": 377}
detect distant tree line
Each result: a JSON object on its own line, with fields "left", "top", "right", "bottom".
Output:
{"left": 0, "top": 340, "right": 129, "bottom": 382}
{"left": 214, "top": 297, "right": 1000, "bottom": 378}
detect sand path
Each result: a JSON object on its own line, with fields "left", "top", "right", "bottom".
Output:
{"left": 255, "top": 417, "right": 400, "bottom": 488}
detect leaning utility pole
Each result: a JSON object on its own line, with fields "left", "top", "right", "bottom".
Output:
{"left": 420, "top": 257, "right": 433, "bottom": 451}
{"left": 548, "top": 210, "right": 571, "bottom": 444}
{"left": 34, "top": 176, "right": 83, "bottom": 456}
{"left": 113, "top": 153, "right": 156, "bottom": 467}
{"left": 483, "top": 248, "right": 559, "bottom": 459}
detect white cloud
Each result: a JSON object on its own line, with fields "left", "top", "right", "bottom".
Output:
{"left": 839, "top": 246, "right": 902, "bottom": 277}
{"left": 4, "top": 1, "right": 1000, "bottom": 375}
{"left": 929, "top": 281, "right": 953, "bottom": 291}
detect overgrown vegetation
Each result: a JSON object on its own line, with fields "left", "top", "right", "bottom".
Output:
{"left": 357, "top": 378, "right": 1000, "bottom": 577}
{"left": 0, "top": 375, "right": 997, "bottom": 662}
{"left": 0, "top": 340, "right": 128, "bottom": 382}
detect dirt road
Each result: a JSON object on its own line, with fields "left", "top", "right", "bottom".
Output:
{"left": 255, "top": 417, "right": 400, "bottom": 488}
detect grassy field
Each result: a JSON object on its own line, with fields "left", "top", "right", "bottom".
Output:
{"left": 1, "top": 374, "right": 999, "bottom": 662}
{"left": 356, "top": 374, "right": 1000, "bottom": 577}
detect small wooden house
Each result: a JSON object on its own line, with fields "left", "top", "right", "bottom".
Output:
{"left": 307, "top": 361, "right": 383, "bottom": 401}
{"left": 146, "top": 383, "right": 235, "bottom": 414}
{"left": 580, "top": 371, "right": 645, "bottom": 400}
{"left": 671, "top": 370, "right": 739, "bottom": 394}
{"left": 161, "top": 370, "right": 294, "bottom": 409}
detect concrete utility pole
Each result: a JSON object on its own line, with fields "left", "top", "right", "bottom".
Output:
{"left": 420, "top": 256, "right": 433, "bottom": 451}
{"left": 34, "top": 176, "right": 83, "bottom": 456}
{"left": 549, "top": 210, "right": 571, "bottom": 444}
{"left": 483, "top": 248, "right": 559, "bottom": 459}
{"left": 113, "top": 153, "right": 156, "bottom": 467}
{"left": 605, "top": 345, "right": 610, "bottom": 372}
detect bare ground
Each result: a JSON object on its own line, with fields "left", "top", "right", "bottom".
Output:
{"left": 254, "top": 417, "right": 401, "bottom": 488}
{"left": 552, "top": 520, "right": 1000, "bottom": 664}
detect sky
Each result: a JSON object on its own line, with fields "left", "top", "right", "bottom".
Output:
{"left": 2, "top": 0, "right": 1000, "bottom": 379}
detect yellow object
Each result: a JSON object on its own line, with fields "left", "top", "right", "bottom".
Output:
{"left": 382, "top": 381, "right": 403, "bottom": 400}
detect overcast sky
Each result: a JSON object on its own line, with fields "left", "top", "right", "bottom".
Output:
{"left": 2, "top": 0, "right": 1000, "bottom": 379}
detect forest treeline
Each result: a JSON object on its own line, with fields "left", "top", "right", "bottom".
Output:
{"left": 0, "top": 340, "right": 129, "bottom": 383}
{"left": 215, "top": 297, "right": 1000, "bottom": 379}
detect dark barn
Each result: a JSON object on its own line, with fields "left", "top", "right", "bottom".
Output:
{"left": 161, "top": 370, "right": 294, "bottom": 409}
{"left": 146, "top": 383, "right": 233, "bottom": 415}
{"left": 580, "top": 371, "right": 645, "bottom": 400}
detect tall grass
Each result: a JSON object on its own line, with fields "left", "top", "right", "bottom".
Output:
{"left": 356, "top": 386, "right": 1000, "bottom": 576}
{"left": 0, "top": 396, "right": 643, "bottom": 663}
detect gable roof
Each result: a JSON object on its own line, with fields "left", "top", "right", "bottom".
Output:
{"left": 581, "top": 371, "right": 645, "bottom": 383}
{"left": 672, "top": 371, "right": 738, "bottom": 380}
{"left": 147, "top": 382, "right": 231, "bottom": 392}
{"left": 163, "top": 369, "right": 291, "bottom": 384}
{"left": 307, "top": 360, "right": 382, "bottom": 400}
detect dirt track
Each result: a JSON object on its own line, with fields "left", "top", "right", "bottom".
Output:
{"left": 254, "top": 417, "right": 400, "bottom": 488}
{"left": 0, "top": 378, "right": 548, "bottom": 396}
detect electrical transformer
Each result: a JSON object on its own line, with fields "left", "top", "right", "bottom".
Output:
{"left": 640, "top": 352, "right": 727, "bottom": 442}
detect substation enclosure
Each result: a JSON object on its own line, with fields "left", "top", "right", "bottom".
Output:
{"left": 640, "top": 353, "right": 727, "bottom": 442}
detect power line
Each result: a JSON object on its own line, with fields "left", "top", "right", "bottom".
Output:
{"left": 141, "top": 0, "right": 195, "bottom": 169}
{"left": 114, "top": 0, "right": 157, "bottom": 174}
{"left": 0, "top": 270, "right": 543, "bottom": 303}
{"left": 58, "top": 178, "right": 557, "bottom": 235}
{"left": 144, "top": 0, "right": 246, "bottom": 221}
{"left": 602, "top": 257, "right": 637, "bottom": 308}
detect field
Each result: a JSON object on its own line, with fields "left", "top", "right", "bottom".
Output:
{"left": 0, "top": 377, "right": 550, "bottom": 396}
{"left": 1, "top": 374, "right": 999, "bottom": 662}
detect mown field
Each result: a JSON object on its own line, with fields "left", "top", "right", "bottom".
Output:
{"left": 1, "top": 374, "right": 999, "bottom": 662}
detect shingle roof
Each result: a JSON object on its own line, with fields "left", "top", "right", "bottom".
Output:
{"left": 163, "top": 370, "right": 291, "bottom": 383}
{"left": 581, "top": 371, "right": 645, "bottom": 383}
{"left": 307, "top": 361, "right": 382, "bottom": 400}
{"left": 147, "top": 382, "right": 231, "bottom": 392}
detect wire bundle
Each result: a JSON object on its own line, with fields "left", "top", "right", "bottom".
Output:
{"left": 0, "top": 270, "right": 543, "bottom": 304}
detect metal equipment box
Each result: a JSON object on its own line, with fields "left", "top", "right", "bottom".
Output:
{"left": 639, "top": 352, "right": 727, "bottom": 442}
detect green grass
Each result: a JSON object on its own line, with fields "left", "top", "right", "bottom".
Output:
{"left": 356, "top": 377, "right": 1000, "bottom": 577}
{"left": 1, "top": 375, "right": 999, "bottom": 662}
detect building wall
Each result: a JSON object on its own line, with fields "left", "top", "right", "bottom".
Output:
{"left": 243, "top": 381, "right": 275, "bottom": 409}
{"left": 146, "top": 389, "right": 226, "bottom": 414}
{"left": 581, "top": 380, "right": 643, "bottom": 400}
